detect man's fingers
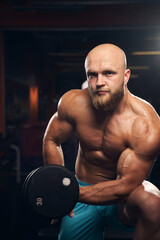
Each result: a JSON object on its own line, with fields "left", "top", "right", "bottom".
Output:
{"left": 69, "top": 210, "right": 74, "bottom": 218}
{"left": 51, "top": 210, "right": 74, "bottom": 224}
{"left": 51, "top": 219, "right": 58, "bottom": 225}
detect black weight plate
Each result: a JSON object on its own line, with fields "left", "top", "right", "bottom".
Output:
{"left": 23, "top": 167, "right": 40, "bottom": 201}
{"left": 23, "top": 165, "right": 79, "bottom": 218}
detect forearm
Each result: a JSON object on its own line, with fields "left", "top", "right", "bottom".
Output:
{"left": 79, "top": 179, "right": 129, "bottom": 205}
{"left": 43, "top": 139, "right": 64, "bottom": 166}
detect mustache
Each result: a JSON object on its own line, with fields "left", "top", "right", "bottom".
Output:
{"left": 94, "top": 88, "right": 111, "bottom": 93}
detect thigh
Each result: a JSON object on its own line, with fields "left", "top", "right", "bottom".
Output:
{"left": 104, "top": 204, "right": 135, "bottom": 233}
{"left": 119, "top": 180, "right": 160, "bottom": 226}
{"left": 58, "top": 202, "right": 105, "bottom": 240}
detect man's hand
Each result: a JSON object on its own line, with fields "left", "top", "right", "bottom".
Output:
{"left": 51, "top": 210, "right": 74, "bottom": 225}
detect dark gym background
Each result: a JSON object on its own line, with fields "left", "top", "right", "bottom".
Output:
{"left": 0, "top": 1, "right": 160, "bottom": 239}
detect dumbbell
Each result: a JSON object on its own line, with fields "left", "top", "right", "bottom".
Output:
{"left": 23, "top": 165, "right": 79, "bottom": 218}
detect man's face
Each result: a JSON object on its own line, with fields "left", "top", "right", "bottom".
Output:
{"left": 85, "top": 48, "right": 129, "bottom": 111}
{"left": 88, "top": 80, "right": 124, "bottom": 111}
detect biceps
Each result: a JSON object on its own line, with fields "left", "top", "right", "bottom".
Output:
{"left": 117, "top": 148, "right": 154, "bottom": 190}
{"left": 44, "top": 113, "right": 75, "bottom": 146}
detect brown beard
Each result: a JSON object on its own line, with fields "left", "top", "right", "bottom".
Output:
{"left": 88, "top": 83, "right": 124, "bottom": 111}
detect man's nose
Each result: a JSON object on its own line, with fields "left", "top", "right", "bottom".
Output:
{"left": 96, "top": 75, "right": 105, "bottom": 87}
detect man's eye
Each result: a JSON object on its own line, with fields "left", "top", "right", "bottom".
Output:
{"left": 103, "top": 71, "right": 114, "bottom": 76}
{"left": 106, "top": 71, "right": 112, "bottom": 76}
{"left": 88, "top": 73, "right": 97, "bottom": 78}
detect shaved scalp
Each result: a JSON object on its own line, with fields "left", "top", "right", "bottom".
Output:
{"left": 85, "top": 43, "right": 129, "bottom": 111}
{"left": 85, "top": 43, "right": 127, "bottom": 71}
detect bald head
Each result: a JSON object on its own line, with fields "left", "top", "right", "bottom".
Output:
{"left": 85, "top": 43, "right": 127, "bottom": 72}
{"left": 85, "top": 43, "right": 130, "bottom": 111}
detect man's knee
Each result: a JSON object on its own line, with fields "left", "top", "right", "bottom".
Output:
{"left": 141, "top": 190, "right": 160, "bottom": 227}
{"left": 126, "top": 181, "right": 160, "bottom": 226}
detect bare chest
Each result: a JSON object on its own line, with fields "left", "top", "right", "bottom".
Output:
{"left": 75, "top": 116, "right": 128, "bottom": 160}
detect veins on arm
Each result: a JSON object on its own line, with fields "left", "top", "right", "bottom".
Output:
{"left": 79, "top": 149, "right": 147, "bottom": 205}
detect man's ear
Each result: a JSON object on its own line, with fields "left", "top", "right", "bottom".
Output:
{"left": 124, "top": 69, "right": 131, "bottom": 85}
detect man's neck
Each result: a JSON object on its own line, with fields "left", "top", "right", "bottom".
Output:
{"left": 112, "top": 88, "right": 130, "bottom": 115}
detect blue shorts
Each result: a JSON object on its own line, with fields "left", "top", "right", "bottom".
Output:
{"left": 58, "top": 178, "right": 135, "bottom": 240}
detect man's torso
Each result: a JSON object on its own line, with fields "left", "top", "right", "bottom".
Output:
{"left": 62, "top": 89, "right": 159, "bottom": 184}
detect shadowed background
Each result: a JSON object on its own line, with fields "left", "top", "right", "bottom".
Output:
{"left": 0, "top": 0, "right": 160, "bottom": 239}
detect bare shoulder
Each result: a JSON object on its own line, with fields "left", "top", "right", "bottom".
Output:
{"left": 57, "top": 88, "right": 89, "bottom": 119}
{"left": 58, "top": 88, "right": 88, "bottom": 106}
{"left": 129, "top": 95, "right": 160, "bottom": 158}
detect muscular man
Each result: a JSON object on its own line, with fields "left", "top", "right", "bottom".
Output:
{"left": 43, "top": 43, "right": 160, "bottom": 240}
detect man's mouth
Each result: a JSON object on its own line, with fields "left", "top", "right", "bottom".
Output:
{"left": 95, "top": 90, "right": 110, "bottom": 95}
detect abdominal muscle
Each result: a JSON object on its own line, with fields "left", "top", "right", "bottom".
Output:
{"left": 75, "top": 149, "right": 117, "bottom": 184}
